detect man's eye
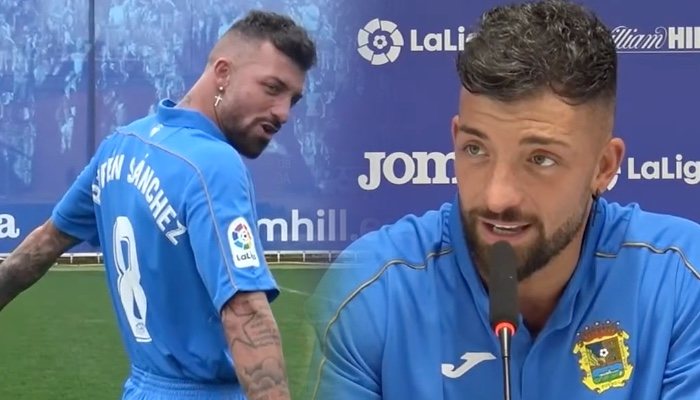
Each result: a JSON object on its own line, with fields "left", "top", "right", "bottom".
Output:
{"left": 266, "top": 84, "right": 281, "bottom": 94}
{"left": 531, "top": 154, "right": 556, "bottom": 167}
{"left": 465, "top": 144, "right": 484, "bottom": 156}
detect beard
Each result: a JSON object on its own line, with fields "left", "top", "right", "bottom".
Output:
{"left": 462, "top": 196, "right": 592, "bottom": 282}
{"left": 229, "top": 131, "right": 270, "bottom": 159}
{"left": 222, "top": 117, "right": 272, "bottom": 159}
{"left": 214, "top": 103, "right": 275, "bottom": 159}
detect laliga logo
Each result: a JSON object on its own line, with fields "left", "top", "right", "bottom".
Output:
{"left": 232, "top": 222, "right": 253, "bottom": 250}
{"left": 357, "top": 18, "right": 404, "bottom": 65}
{"left": 607, "top": 155, "right": 700, "bottom": 190}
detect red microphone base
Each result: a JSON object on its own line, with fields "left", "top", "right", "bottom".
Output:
{"left": 493, "top": 322, "right": 515, "bottom": 400}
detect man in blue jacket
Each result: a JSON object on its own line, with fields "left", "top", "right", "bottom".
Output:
{"left": 0, "top": 10, "right": 316, "bottom": 400}
{"left": 307, "top": 1, "right": 700, "bottom": 399}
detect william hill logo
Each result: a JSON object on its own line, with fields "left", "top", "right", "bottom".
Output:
{"left": 613, "top": 26, "right": 700, "bottom": 52}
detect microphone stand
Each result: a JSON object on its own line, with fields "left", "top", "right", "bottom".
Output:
{"left": 488, "top": 240, "right": 519, "bottom": 400}
{"left": 495, "top": 323, "right": 514, "bottom": 400}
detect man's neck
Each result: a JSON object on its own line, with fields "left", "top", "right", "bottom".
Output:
{"left": 515, "top": 238, "right": 585, "bottom": 336}
{"left": 177, "top": 92, "right": 207, "bottom": 114}
{"left": 176, "top": 79, "right": 216, "bottom": 124}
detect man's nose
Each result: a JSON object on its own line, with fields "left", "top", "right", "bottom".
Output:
{"left": 483, "top": 166, "right": 524, "bottom": 215}
{"left": 271, "top": 100, "right": 290, "bottom": 125}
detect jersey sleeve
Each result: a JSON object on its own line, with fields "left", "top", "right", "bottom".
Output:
{"left": 50, "top": 149, "right": 100, "bottom": 247}
{"left": 182, "top": 152, "right": 278, "bottom": 313}
{"left": 661, "top": 250, "right": 700, "bottom": 398}
{"left": 305, "top": 244, "right": 386, "bottom": 399}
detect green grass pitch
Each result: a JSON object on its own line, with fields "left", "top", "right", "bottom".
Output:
{"left": 0, "top": 264, "right": 326, "bottom": 399}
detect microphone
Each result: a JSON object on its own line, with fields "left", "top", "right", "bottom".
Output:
{"left": 488, "top": 241, "right": 519, "bottom": 400}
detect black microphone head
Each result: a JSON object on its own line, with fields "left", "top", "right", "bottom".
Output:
{"left": 487, "top": 241, "right": 519, "bottom": 333}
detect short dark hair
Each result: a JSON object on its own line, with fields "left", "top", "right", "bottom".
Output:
{"left": 456, "top": 0, "right": 616, "bottom": 106}
{"left": 228, "top": 10, "right": 317, "bottom": 71}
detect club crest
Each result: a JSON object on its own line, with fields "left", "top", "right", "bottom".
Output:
{"left": 573, "top": 321, "right": 633, "bottom": 394}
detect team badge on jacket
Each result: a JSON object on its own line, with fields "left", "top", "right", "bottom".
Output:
{"left": 573, "top": 321, "right": 633, "bottom": 393}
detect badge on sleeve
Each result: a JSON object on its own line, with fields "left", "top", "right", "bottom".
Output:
{"left": 227, "top": 217, "right": 260, "bottom": 268}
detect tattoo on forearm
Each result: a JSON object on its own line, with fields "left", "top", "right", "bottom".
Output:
{"left": 0, "top": 222, "right": 76, "bottom": 311}
{"left": 225, "top": 298, "right": 281, "bottom": 349}
{"left": 241, "top": 357, "right": 289, "bottom": 400}
{"left": 222, "top": 293, "right": 290, "bottom": 400}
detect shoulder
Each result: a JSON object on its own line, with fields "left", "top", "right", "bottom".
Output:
{"left": 118, "top": 120, "right": 249, "bottom": 189}
{"left": 175, "top": 133, "right": 247, "bottom": 181}
{"left": 309, "top": 203, "right": 454, "bottom": 322}
{"left": 356, "top": 202, "right": 453, "bottom": 264}
{"left": 181, "top": 138, "right": 250, "bottom": 197}
{"left": 342, "top": 201, "right": 452, "bottom": 279}
{"left": 597, "top": 199, "right": 700, "bottom": 278}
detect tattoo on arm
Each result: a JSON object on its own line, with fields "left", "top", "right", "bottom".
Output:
{"left": 0, "top": 220, "right": 77, "bottom": 311}
{"left": 222, "top": 292, "right": 290, "bottom": 400}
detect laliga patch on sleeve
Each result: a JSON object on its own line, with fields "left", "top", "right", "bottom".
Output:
{"left": 227, "top": 217, "right": 260, "bottom": 268}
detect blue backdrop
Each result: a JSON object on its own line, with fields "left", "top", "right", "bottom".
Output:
{"left": 0, "top": 0, "right": 698, "bottom": 253}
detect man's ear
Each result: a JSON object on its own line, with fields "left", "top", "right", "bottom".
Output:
{"left": 212, "top": 58, "right": 231, "bottom": 88}
{"left": 451, "top": 114, "right": 459, "bottom": 147}
{"left": 594, "top": 137, "right": 625, "bottom": 194}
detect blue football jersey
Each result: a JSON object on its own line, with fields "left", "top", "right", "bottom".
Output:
{"left": 51, "top": 99, "right": 278, "bottom": 386}
{"left": 307, "top": 196, "right": 700, "bottom": 399}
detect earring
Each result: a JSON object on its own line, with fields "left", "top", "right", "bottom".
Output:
{"left": 214, "top": 86, "right": 224, "bottom": 107}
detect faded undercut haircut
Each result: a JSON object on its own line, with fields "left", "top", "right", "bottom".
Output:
{"left": 217, "top": 10, "right": 317, "bottom": 71}
{"left": 456, "top": 0, "right": 617, "bottom": 106}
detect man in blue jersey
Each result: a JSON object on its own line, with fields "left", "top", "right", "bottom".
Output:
{"left": 0, "top": 10, "right": 316, "bottom": 400}
{"left": 307, "top": 1, "right": 700, "bottom": 399}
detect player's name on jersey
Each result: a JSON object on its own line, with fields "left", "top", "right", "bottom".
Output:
{"left": 91, "top": 154, "right": 187, "bottom": 245}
